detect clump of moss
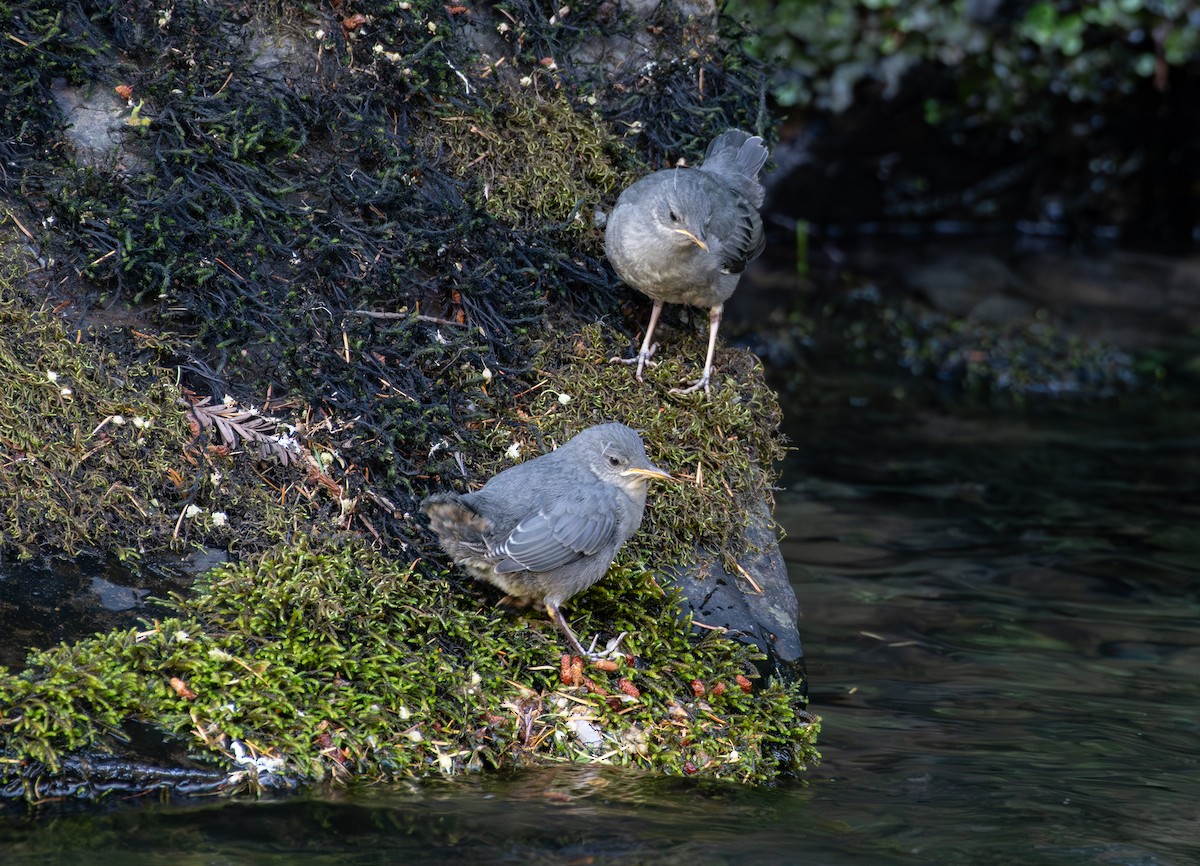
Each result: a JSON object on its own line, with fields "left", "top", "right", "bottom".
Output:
{"left": 0, "top": 232, "right": 350, "bottom": 560}
{"left": 1, "top": 0, "right": 103, "bottom": 163}
{"left": 0, "top": 540, "right": 817, "bottom": 796}
{"left": 0, "top": 283, "right": 185, "bottom": 559}
{"left": 432, "top": 87, "right": 636, "bottom": 231}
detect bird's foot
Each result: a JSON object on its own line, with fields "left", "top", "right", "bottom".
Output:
{"left": 584, "top": 631, "right": 629, "bottom": 661}
{"left": 608, "top": 344, "right": 658, "bottom": 382}
{"left": 669, "top": 371, "right": 712, "bottom": 398}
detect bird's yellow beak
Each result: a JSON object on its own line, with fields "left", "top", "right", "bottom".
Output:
{"left": 622, "top": 466, "right": 675, "bottom": 482}
{"left": 672, "top": 227, "right": 709, "bottom": 251}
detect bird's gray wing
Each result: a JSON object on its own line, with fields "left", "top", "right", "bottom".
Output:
{"left": 716, "top": 193, "right": 765, "bottom": 275}
{"left": 490, "top": 488, "right": 615, "bottom": 574}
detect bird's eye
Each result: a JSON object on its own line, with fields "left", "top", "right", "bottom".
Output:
{"left": 669, "top": 210, "right": 679, "bottom": 222}
{"left": 607, "top": 454, "right": 622, "bottom": 467}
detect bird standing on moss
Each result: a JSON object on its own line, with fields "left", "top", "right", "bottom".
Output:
{"left": 420, "top": 423, "right": 673, "bottom": 658}
{"left": 606, "top": 129, "right": 769, "bottom": 397}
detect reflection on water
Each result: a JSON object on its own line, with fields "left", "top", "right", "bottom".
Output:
{"left": 3, "top": 386, "right": 1199, "bottom": 865}
{"left": 782, "top": 389, "right": 1200, "bottom": 866}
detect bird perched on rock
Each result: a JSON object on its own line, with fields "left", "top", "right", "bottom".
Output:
{"left": 420, "top": 423, "right": 673, "bottom": 658}
{"left": 606, "top": 129, "right": 768, "bottom": 397}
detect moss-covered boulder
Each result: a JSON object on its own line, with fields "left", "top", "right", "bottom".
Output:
{"left": 0, "top": 0, "right": 817, "bottom": 797}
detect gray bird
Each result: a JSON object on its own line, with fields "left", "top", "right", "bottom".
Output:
{"left": 420, "top": 423, "right": 673, "bottom": 658}
{"left": 606, "top": 129, "right": 768, "bottom": 396}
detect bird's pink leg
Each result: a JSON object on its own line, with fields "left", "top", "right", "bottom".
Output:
{"left": 610, "top": 300, "right": 663, "bottom": 382}
{"left": 671, "top": 304, "right": 723, "bottom": 397}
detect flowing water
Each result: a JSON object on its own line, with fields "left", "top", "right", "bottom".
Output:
{"left": 3, "top": 379, "right": 1199, "bottom": 865}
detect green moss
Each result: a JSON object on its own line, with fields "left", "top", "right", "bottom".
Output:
{"left": 431, "top": 88, "right": 637, "bottom": 231}
{"left": 0, "top": 541, "right": 817, "bottom": 794}
{"left": 0, "top": 231, "right": 334, "bottom": 560}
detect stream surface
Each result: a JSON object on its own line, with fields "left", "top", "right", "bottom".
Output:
{"left": 2, "top": 378, "right": 1198, "bottom": 865}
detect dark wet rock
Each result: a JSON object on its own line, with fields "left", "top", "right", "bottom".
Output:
{"left": 902, "top": 252, "right": 1028, "bottom": 318}
{"left": 668, "top": 498, "right": 805, "bottom": 688}
{"left": 967, "top": 294, "right": 1036, "bottom": 326}
{"left": 0, "top": 555, "right": 177, "bottom": 669}
{"left": 50, "top": 79, "right": 140, "bottom": 171}
{"left": 1012, "top": 251, "right": 1200, "bottom": 347}
{"left": 2, "top": 754, "right": 229, "bottom": 801}
{"left": 1014, "top": 251, "right": 1171, "bottom": 311}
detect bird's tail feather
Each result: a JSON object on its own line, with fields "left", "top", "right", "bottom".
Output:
{"left": 699, "top": 130, "right": 768, "bottom": 208}
{"left": 421, "top": 494, "right": 492, "bottom": 560}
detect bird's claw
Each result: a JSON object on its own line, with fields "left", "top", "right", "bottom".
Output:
{"left": 669, "top": 372, "right": 712, "bottom": 398}
{"left": 609, "top": 344, "right": 659, "bottom": 382}
{"left": 584, "top": 631, "right": 629, "bottom": 661}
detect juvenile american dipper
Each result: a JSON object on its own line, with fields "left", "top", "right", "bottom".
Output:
{"left": 606, "top": 129, "right": 768, "bottom": 396}
{"left": 420, "top": 423, "right": 673, "bottom": 658}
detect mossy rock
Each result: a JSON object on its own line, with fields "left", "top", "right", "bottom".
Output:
{"left": 0, "top": 540, "right": 818, "bottom": 795}
{"left": 0, "top": 0, "right": 817, "bottom": 797}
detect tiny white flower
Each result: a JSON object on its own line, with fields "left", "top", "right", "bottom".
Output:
{"left": 505, "top": 441, "right": 522, "bottom": 461}
{"left": 46, "top": 371, "right": 58, "bottom": 383}
{"left": 314, "top": 28, "right": 325, "bottom": 39}
{"left": 520, "top": 75, "right": 532, "bottom": 86}
{"left": 111, "top": 414, "right": 126, "bottom": 425}
{"left": 557, "top": 392, "right": 572, "bottom": 405}
{"left": 426, "top": 20, "right": 437, "bottom": 32}
{"left": 59, "top": 387, "right": 73, "bottom": 397}
{"left": 184, "top": 504, "right": 203, "bottom": 518}
{"left": 481, "top": 366, "right": 493, "bottom": 382}
{"left": 132, "top": 415, "right": 148, "bottom": 428}
{"left": 211, "top": 511, "right": 227, "bottom": 527}
{"left": 222, "top": 394, "right": 236, "bottom": 407}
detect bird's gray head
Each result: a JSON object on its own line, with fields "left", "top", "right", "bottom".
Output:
{"left": 650, "top": 169, "right": 713, "bottom": 254}
{"left": 566, "top": 423, "right": 673, "bottom": 493}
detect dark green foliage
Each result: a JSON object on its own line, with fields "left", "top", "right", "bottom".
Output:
{"left": 732, "top": 0, "right": 1200, "bottom": 115}
{"left": 728, "top": 0, "right": 1200, "bottom": 241}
